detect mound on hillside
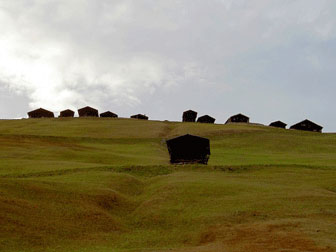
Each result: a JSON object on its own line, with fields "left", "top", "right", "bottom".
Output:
{"left": 0, "top": 118, "right": 335, "bottom": 252}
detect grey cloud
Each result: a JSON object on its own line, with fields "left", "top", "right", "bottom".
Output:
{"left": 0, "top": 0, "right": 335, "bottom": 130}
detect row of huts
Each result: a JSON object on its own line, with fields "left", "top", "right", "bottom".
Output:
{"left": 182, "top": 110, "right": 323, "bottom": 133}
{"left": 27, "top": 107, "right": 323, "bottom": 133}
{"left": 27, "top": 107, "right": 148, "bottom": 120}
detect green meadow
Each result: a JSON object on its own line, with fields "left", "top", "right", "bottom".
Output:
{"left": 0, "top": 118, "right": 336, "bottom": 252}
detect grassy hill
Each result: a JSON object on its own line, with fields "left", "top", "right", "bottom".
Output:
{"left": 0, "top": 118, "right": 336, "bottom": 252}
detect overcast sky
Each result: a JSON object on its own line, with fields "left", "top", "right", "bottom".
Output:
{"left": 0, "top": 0, "right": 335, "bottom": 131}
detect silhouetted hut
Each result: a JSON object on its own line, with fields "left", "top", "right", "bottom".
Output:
{"left": 100, "top": 111, "right": 118, "bottom": 118}
{"left": 182, "top": 110, "right": 197, "bottom": 122}
{"left": 131, "top": 114, "right": 148, "bottom": 120}
{"left": 28, "top": 108, "right": 54, "bottom": 118}
{"left": 290, "top": 119, "right": 323, "bottom": 133}
{"left": 269, "top": 121, "right": 287, "bottom": 129}
{"left": 225, "top": 113, "right": 249, "bottom": 124}
{"left": 166, "top": 134, "right": 210, "bottom": 164}
{"left": 59, "top": 109, "right": 75, "bottom": 118}
{"left": 78, "top": 106, "right": 99, "bottom": 117}
{"left": 197, "top": 115, "right": 216, "bottom": 124}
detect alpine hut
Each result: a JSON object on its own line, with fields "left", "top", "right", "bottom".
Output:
{"left": 290, "top": 119, "right": 323, "bottom": 133}
{"left": 59, "top": 109, "right": 75, "bottom": 118}
{"left": 166, "top": 134, "right": 210, "bottom": 164}
{"left": 130, "top": 114, "right": 148, "bottom": 120}
{"left": 197, "top": 115, "right": 216, "bottom": 124}
{"left": 100, "top": 111, "right": 118, "bottom": 118}
{"left": 269, "top": 121, "right": 287, "bottom": 129}
{"left": 182, "top": 110, "right": 197, "bottom": 122}
{"left": 78, "top": 106, "right": 99, "bottom": 117}
{"left": 225, "top": 113, "right": 249, "bottom": 124}
{"left": 28, "top": 108, "right": 54, "bottom": 118}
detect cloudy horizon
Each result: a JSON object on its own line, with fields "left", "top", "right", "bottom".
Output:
{"left": 0, "top": 0, "right": 335, "bottom": 131}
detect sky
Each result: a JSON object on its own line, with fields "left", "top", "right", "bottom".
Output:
{"left": 0, "top": 0, "right": 335, "bottom": 131}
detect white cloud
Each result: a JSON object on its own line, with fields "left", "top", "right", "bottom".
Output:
{"left": 0, "top": 0, "right": 203, "bottom": 110}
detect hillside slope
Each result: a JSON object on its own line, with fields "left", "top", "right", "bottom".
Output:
{"left": 0, "top": 118, "right": 335, "bottom": 252}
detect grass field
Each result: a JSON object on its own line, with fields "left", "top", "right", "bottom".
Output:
{"left": 0, "top": 118, "right": 336, "bottom": 252}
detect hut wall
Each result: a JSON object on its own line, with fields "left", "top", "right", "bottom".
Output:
{"left": 182, "top": 111, "right": 197, "bottom": 122}
{"left": 197, "top": 116, "right": 215, "bottom": 124}
{"left": 100, "top": 112, "right": 118, "bottom": 118}
{"left": 269, "top": 121, "right": 286, "bottom": 129}
{"left": 290, "top": 121, "right": 322, "bottom": 133}
{"left": 59, "top": 110, "right": 75, "bottom": 118}
{"left": 131, "top": 114, "right": 148, "bottom": 120}
{"left": 78, "top": 107, "right": 99, "bottom": 117}
{"left": 166, "top": 135, "right": 210, "bottom": 164}
{"left": 226, "top": 114, "right": 249, "bottom": 123}
{"left": 28, "top": 109, "right": 54, "bottom": 118}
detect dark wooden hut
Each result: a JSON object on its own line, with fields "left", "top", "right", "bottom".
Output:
{"left": 197, "top": 115, "right": 216, "bottom": 124}
{"left": 290, "top": 119, "right": 323, "bottom": 133}
{"left": 269, "top": 121, "right": 287, "bottom": 129}
{"left": 130, "top": 114, "right": 148, "bottom": 120}
{"left": 166, "top": 134, "right": 210, "bottom": 164}
{"left": 27, "top": 108, "right": 54, "bottom": 118}
{"left": 59, "top": 109, "right": 75, "bottom": 118}
{"left": 78, "top": 106, "right": 99, "bottom": 117}
{"left": 182, "top": 110, "right": 197, "bottom": 122}
{"left": 225, "top": 113, "right": 249, "bottom": 124}
{"left": 100, "top": 111, "right": 118, "bottom": 118}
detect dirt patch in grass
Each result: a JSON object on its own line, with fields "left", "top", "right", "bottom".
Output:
{"left": 171, "top": 221, "right": 333, "bottom": 252}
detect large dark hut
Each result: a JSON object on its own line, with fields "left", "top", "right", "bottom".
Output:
{"left": 27, "top": 108, "right": 54, "bottom": 118}
{"left": 290, "top": 119, "right": 323, "bottom": 133}
{"left": 100, "top": 111, "right": 118, "bottom": 118}
{"left": 59, "top": 109, "right": 75, "bottom": 118}
{"left": 182, "top": 110, "right": 197, "bottom": 122}
{"left": 166, "top": 134, "right": 210, "bottom": 164}
{"left": 130, "top": 114, "right": 148, "bottom": 120}
{"left": 78, "top": 106, "right": 99, "bottom": 117}
{"left": 225, "top": 113, "right": 249, "bottom": 124}
{"left": 269, "top": 121, "right": 287, "bottom": 129}
{"left": 197, "top": 115, "right": 216, "bottom": 124}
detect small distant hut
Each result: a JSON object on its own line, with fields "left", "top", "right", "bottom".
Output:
{"left": 100, "top": 111, "right": 118, "bottom": 118}
{"left": 131, "top": 114, "right": 148, "bottom": 120}
{"left": 78, "top": 106, "right": 99, "bottom": 117}
{"left": 182, "top": 110, "right": 197, "bottom": 122}
{"left": 197, "top": 115, "right": 216, "bottom": 124}
{"left": 166, "top": 134, "right": 210, "bottom": 164}
{"left": 59, "top": 109, "right": 75, "bottom": 118}
{"left": 27, "top": 108, "right": 54, "bottom": 118}
{"left": 269, "top": 121, "right": 287, "bottom": 129}
{"left": 290, "top": 119, "right": 323, "bottom": 133}
{"left": 225, "top": 113, "right": 249, "bottom": 124}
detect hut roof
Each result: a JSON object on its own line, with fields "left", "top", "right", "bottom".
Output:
{"left": 100, "top": 111, "right": 118, "bottom": 118}
{"left": 27, "top": 108, "right": 54, "bottom": 118}
{"left": 269, "top": 121, "right": 287, "bottom": 128}
{"left": 61, "top": 109, "right": 74, "bottom": 113}
{"left": 183, "top": 110, "right": 197, "bottom": 115}
{"left": 130, "top": 114, "right": 149, "bottom": 120}
{"left": 78, "top": 106, "right": 98, "bottom": 113}
{"left": 197, "top": 115, "right": 216, "bottom": 123}
{"left": 225, "top": 113, "right": 249, "bottom": 124}
{"left": 290, "top": 119, "right": 323, "bottom": 132}
{"left": 166, "top": 134, "right": 210, "bottom": 164}
{"left": 78, "top": 106, "right": 99, "bottom": 117}
{"left": 231, "top": 113, "right": 249, "bottom": 120}
{"left": 59, "top": 109, "right": 75, "bottom": 117}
